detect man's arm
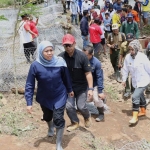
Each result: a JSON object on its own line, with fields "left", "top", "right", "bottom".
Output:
{"left": 35, "top": 18, "right": 39, "bottom": 26}
{"left": 24, "top": 23, "right": 37, "bottom": 37}
{"left": 85, "top": 72, "right": 93, "bottom": 89}
{"left": 122, "top": 56, "right": 129, "bottom": 82}
{"left": 142, "top": 0, "right": 149, "bottom": 6}
{"left": 95, "top": 62, "right": 104, "bottom": 94}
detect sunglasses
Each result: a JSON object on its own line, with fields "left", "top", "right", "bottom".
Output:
{"left": 64, "top": 44, "right": 73, "bottom": 48}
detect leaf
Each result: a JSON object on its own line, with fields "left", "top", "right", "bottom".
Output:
{"left": 0, "top": 15, "right": 8, "bottom": 21}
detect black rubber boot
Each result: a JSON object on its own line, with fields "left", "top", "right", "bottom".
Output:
{"left": 96, "top": 107, "right": 104, "bottom": 122}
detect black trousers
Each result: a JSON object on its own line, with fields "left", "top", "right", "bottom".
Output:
{"left": 40, "top": 105, "right": 66, "bottom": 129}
{"left": 66, "top": 1, "right": 70, "bottom": 9}
{"left": 23, "top": 42, "right": 36, "bottom": 61}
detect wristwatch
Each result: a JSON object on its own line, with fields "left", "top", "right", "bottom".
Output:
{"left": 88, "top": 88, "right": 94, "bottom": 91}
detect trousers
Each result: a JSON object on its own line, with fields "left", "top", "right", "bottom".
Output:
{"left": 41, "top": 105, "right": 65, "bottom": 129}
{"left": 132, "top": 86, "right": 147, "bottom": 111}
{"left": 66, "top": 91, "right": 90, "bottom": 123}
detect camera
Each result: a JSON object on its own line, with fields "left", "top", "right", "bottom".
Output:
{"left": 114, "top": 44, "right": 118, "bottom": 49}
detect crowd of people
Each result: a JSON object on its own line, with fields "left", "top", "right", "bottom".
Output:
{"left": 19, "top": 0, "right": 150, "bottom": 150}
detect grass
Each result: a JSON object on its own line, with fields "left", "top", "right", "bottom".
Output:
{"left": 81, "top": 133, "right": 115, "bottom": 150}
{"left": 0, "top": 0, "right": 14, "bottom": 8}
{"left": 142, "top": 25, "right": 150, "bottom": 36}
{"left": 105, "top": 85, "right": 118, "bottom": 101}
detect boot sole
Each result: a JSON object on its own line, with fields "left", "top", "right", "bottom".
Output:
{"left": 66, "top": 127, "right": 79, "bottom": 132}
{"left": 129, "top": 120, "right": 138, "bottom": 126}
{"left": 95, "top": 118, "right": 105, "bottom": 122}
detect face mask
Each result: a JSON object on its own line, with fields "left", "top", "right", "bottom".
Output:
{"left": 128, "top": 22, "right": 132, "bottom": 24}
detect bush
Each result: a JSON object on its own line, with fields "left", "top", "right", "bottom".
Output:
{"left": 0, "top": 0, "right": 14, "bottom": 7}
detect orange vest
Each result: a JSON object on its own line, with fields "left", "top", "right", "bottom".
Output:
{"left": 131, "top": 10, "right": 140, "bottom": 22}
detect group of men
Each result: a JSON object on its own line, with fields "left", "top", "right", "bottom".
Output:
{"left": 20, "top": 0, "right": 150, "bottom": 129}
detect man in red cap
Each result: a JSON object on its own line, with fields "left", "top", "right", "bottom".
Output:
{"left": 59, "top": 34, "right": 93, "bottom": 132}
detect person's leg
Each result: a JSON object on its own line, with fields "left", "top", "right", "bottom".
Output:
{"left": 142, "top": 11, "right": 148, "bottom": 26}
{"left": 71, "top": 14, "right": 73, "bottom": 24}
{"left": 23, "top": 43, "right": 31, "bottom": 62}
{"left": 124, "top": 76, "right": 131, "bottom": 98}
{"left": 76, "top": 91, "right": 91, "bottom": 128}
{"left": 130, "top": 87, "right": 146, "bottom": 124}
{"left": 93, "top": 87, "right": 104, "bottom": 122}
{"left": 40, "top": 105, "right": 54, "bottom": 137}
{"left": 75, "top": 14, "right": 78, "bottom": 25}
{"left": 115, "top": 50, "right": 122, "bottom": 82}
{"left": 29, "top": 41, "right": 36, "bottom": 58}
{"left": 82, "top": 36, "right": 89, "bottom": 48}
{"left": 138, "top": 86, "right": 147, "bottom": 116}
{"left": 53, "top": 105, "right": 66, "bottom": 150}
{"left": 110, "top": 51, "right": 116, "bottom": 73}
{"left": 66, "top": 96, "right": 79, "bottom": 131}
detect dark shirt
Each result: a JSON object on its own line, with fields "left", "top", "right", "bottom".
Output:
{"left": 25, "top": 61, "right": 72, "bottom": 110}
{"left": 59, "top": 49, "right": 91, "bottom": 95}
{"left": 113, "top": 3, "right": 122, "bottom": 10}
{"left": 134, "top": 2, "right": 141, "bottom": 14}
{"left": 89, "top": 56, "right": 104, "bottom": 93}
{"left": 80, "top": 16, "right": 89, "bottom": 36}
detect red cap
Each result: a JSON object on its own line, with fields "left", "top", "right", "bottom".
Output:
{"left": 62, "top": 34, "right": 75, "bottom": 45}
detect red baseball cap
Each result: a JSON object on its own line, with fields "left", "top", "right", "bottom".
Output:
{"left": 62, "top": 34, "right": 75, "bottom": 45}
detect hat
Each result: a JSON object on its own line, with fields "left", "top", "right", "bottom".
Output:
{"left": 112, "top": 23, "right": 119, "bottom": 30}
{"left": 62, "top": 34, "right": 75, "bottom": 45}
{"left": 126, "top": 33, "right": 134, "bottom": 41}
{"left": 127, "top": 13, "right": 133, "bottom": 18}
{"left": 116, "top": 7, "right": 122, "bottom": 11}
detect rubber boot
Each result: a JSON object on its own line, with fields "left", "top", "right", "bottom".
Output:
{"left": 96, "top": 107, "right": 104, "bottom": 122}
{"left": 47, "top": 120, "right": 54, "bottom": 137}
{"left": 138, "top": 107, "right": 146, "bottom": 117}
{"left": 66, "top": 122, "right": 79, "bottom": 132}
{"left": 129, "top": 111, "right": 138, "bottom": 125}
{"left": 115, "top": 69, "right": 122, "bottom": 83}
{"left": 56, "top": 128, "right": 64, "bottom": 150}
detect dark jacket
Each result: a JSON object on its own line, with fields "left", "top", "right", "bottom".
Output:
{"left": 134, "top": 2, "right": 141, "bottom": 14}
{"left": 89, "top": 56, "right": 104, "bottom": 93}
{"left": 80, "top": 16, "right": 89, "bottom": 36}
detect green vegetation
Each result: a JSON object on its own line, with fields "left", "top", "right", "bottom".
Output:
{"left": 19, "top": 3, "right": 42, "bottom": 17}
{"left": 0, "top": 15, "right": 8, "bottom": 21}
{"left": 142, "top": 25, "right": 150, "bottom": 36}
{"left": 0, "top": 0, "right": 14, "bottom": 8}
{"left": 105, "top": 85, "right": 118, "bottom": 101}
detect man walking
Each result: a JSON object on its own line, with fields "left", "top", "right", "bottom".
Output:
{"left": 59, "top": 34, "right": 93, "bottom": 132}
{"left": 120, "top": 13, "right": 139, "bottom": 41}
{"left": 89, "top": 18, "right": 102, "bottom": 59}
{"left": 80, "top": 10, "right": 89, "bottom": 48}
{"left": 83, "top": 45, "right": 106, "bottom": 122}
{"left": 107, "top": 23, "right": 126, "bottom": 82}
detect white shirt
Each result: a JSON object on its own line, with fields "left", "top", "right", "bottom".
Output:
{"left": 82, "top": 1, "right": 93, "bottom": 14}
{"left": 122, "top": 52, "right": 150, "bottom": 88}
{"left": 100, "top": 25, "right": 105, "bottom": 39}
{"left": 19, "top": 21, "right": 32, "bottom": 44}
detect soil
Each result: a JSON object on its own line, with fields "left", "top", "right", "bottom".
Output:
{"left": 0, "top": 55, "right": 150, "bottom": 150}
